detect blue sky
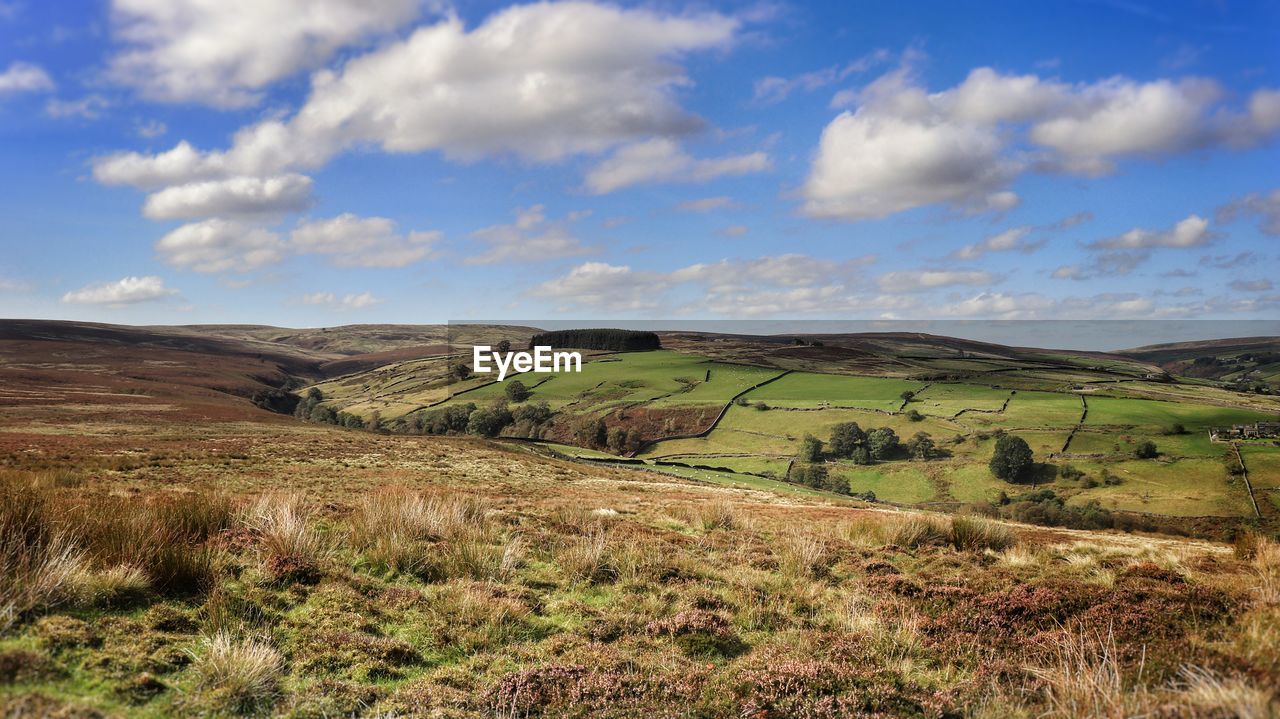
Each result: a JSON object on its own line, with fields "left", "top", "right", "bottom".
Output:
{"left": 0, "top": 0, "right": 1277, "bottom": 326}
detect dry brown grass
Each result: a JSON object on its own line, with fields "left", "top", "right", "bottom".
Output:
{"left": 189, "top": 632, "right": 283, "bottom": 714}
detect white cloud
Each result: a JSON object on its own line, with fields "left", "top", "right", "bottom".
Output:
{"left": 0, "top": 61, "right": 53, "bottom": 96}
{"left": 530, "top": 261, "right": 666, "bottom": 312}
{"left": 532, "top": 253, "right": 877, "bottom": 314}
{"left": 1087, "top": 214, "right": 1212, "bottom": 249}
{"left": 467, "top": 205, "right": 593, "bottom": 265}
{"left": 677, "top": 196, "right": 738, "bottom": 212}
{"left": 1216, "top": 188, "right": 1280, "bottom": 236}
{"left": 291, "top": 214, "right": 438, "bottom": 268}
{"left": 949, "top": 226, "right": 1044, "bottom": 260}
{"left": 299, "top": 291, "right": 383, "bottom": 310}
{"left": 0, "top": 278, "right": 31, "bottom": 293}
{"left": 45, "top": 95, "right": 110, "bottom": 119}
{"left": 934, "top": 292, "right": 1058, "bottom": 319}
{"left": 61, "top": 276, "right": 177, "bottom": 305}
{"left": 801, "top": 60, "right": 1280, "bottom": 221}
{"left": 156, "top": 219, "right": 286, "bottom": 273}
{"left": 143, "top": 174, "right": 313, "bottom": 219}
{"left": 876, "top": 269, "right": 1000, "bottom": 293}
{"left": 95, "top": 3, "right": 737, "bottom": 188}
{"left": 718, "top": 224, "right": 748, "bottom": 237}
{"left": 106, "top": 0, "right": 422, "bottom": 108}
{"left": 584, "top": 139, "right": 769, "bottom": 194}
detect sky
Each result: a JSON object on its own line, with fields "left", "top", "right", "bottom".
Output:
{"left": 0, "top": 0, "right": 1278, "bottom": 329}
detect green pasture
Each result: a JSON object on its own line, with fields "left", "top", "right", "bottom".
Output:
{"left": 835, "top": 464, "right": 937, "bottom": 504}
{"left": 911, "top": 383, "right": 1012, "bottom": 417}
{"left": 1084, "top": 396, "right": 1275, "bottom": 431}
{"left": 1241, "top": 445, "right": 1280, "bottom": 489}
{"left": 1066, "top": 458, "right": 1252, "bottom": 517}
{"left": 741, "top": 372, "right": 922, "bottom": 411}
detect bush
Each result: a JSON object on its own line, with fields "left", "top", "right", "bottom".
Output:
{"left": 468, "top": 404, "right": 514, "bottom": 437}
{"left": 905, "top": 432, "right": 935, "bottom": 460}
{"left": 1134, "top": 441, "right": 1158, "bottom": 459}
{"left": 990, "top": 435, "right": 1034, "bottom": 481}
{"left": 905, "top": 409, "right": 924, "bottom": 422}
{"left": 504, "top": 380, "right": 531, "bottom": 403}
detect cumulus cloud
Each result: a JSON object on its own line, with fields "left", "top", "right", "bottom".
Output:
{"left": 466, "top": 205, "right": 594, "bottom": 265}
{"left": 1216, "top": 188, "right": 1280, "bottom": 236}
{"left": 291, "top": 214, "right": 438, "bottom": 268}
{"left": 61, "top": 275, "right": 177, "bottom": 305}
{"left": 106, "top": 0, "right": 422, "bottom": 108}
{"left": 530, "top": 261, "right": 666, "bottom": 312}
{"left": 949, "top": 226, "right": 1045, "bottom": 261}
{"left": 801, "top": 60, "right": 1280, "bottom": 221}
{"left": 0, "top": 61, "right": 53, "bottom": 96}
{"left": 143, "top": 174, "right": 313, "bottom": 219}
{"left": 299, "top": 291, "right": 383, "bottom": 310}
{"left": 584, "top": 139, "right": 769, "bottom": 194}
{"left": 156, "top": 219, "right": 286, "bottom": 273}
{"left": 95, "top": 3, "right": 737, "bottom": 188}
{"left": 1087, "top": 214, "right": 1213, "bottom": 249}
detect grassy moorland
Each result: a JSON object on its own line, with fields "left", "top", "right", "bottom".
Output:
{"left": 1, "top": 321, "right": 1279, "bottom": 716}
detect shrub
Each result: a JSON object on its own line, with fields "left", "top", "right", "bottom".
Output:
{"left": 190, "top": 632, "right": 283, "bottom": 714}
{"left": 905, "top": 432, "right": 935, "bottom": 460}
{"left": 1134, "top": 441, "right": 1158, "bottom": 459}
{"left": 504, "top": 380, "right": 531, "bottom": 403}
{"left": 905, "top": 409, "right": 924, "bottom": 422}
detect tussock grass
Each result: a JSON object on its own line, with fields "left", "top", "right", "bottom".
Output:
{"left": 949, "top": 516, "right": 1015, "bottom": 552}
{"left": 246, "top": 492, "right": 328, "bottom": 582}
{"left": 190, "top": 632, "right": 283, "bottom": 714}
{"left": 776, "top": 531, "right": 829, "bottom": 577}
{"left": 887, "top": 515, "right": 950, "bottom": 549}
{"left": 1, "top": 479, "right": 88, "bottom": 630}
{"left": 1251, "top": 537, "right": 1280, "bottom": 606}
{"left": 559, "top": 528, "right": 618, "bottom": 584}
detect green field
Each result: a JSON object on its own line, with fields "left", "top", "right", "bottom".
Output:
{"left": 911, "top": 383, "right": 1012, "bottom": 417}
{"left": 741, "top": 372, "right": 922, "bottom": 411}
{"left": 836, "top": 464, "right": 938, "bottom": 504}
{"left": 1241, "top": 446, "right": 1280, "bottom": 489}
{"left": 1084, "top": 396, "right": 1275, "bottom": 431}
{"left": 1066, "top": 458, "right": 1252, "bottom": 517}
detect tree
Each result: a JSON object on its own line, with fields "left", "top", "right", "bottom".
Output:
{"left": 466, "top": 405, "right": 512, "bottom": 437}
{"left": 451, "top": 363, "right": 472, "bottom": 381}
{"left": 576, "top": 418, "right": 608, "bottom": 448}
{"left": 798, "top": 434, "right": 824, "bottom": 463}
{"left": 505, "top": 380, "right": 531, "bottom": 403}
{"left": 900, "top": 390, "right": 915, "bottom": 402}
{"left": 990, "top": 435, "right": 1034, "bottom": 481}
{"left": 827, "top": 422, "right": 866, "bottom": 458}
{"left": 867, "top": 428, "right": 900, "bottom": 460}
{"left": 906, "top": 432, "right": 935, "bottom": 460}
{"left": 905, "top": 409, "right": 924, "bottom": 422}
{"left": 496, "top": 339, "right": 512, "bottom": 353}
{"left": 850, "top": 446, "right": 872, "bottom": 465}
{"left": 1134, "top": 441, "right": 1158, "bottom": 459}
